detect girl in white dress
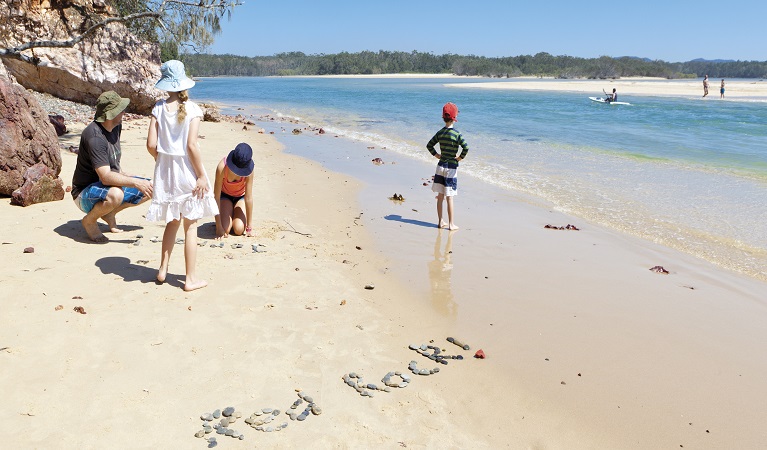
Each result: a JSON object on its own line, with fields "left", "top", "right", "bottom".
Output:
{"left": 146, "top": 60, "right": 218, "bottom": 291}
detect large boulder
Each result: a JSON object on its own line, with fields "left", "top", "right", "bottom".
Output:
{"left": 0, "top": 0, "right": 162, "bottom": 115}
{"left": 0, "top": 75, "right": 62, "bottom": 197}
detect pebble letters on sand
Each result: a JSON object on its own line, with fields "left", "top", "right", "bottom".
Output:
{"left": 193, "top": 337, "right": 474, "bottom": 445}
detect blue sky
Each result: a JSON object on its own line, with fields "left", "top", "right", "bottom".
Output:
{"left": 208, "top": 0, "right": 765, "bottom": 62}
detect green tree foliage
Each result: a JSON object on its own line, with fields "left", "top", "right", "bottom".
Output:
{"left": 111, "top": 0, "right": 157, "bottom": 42}
{"left": 180, "top": 51, "right": 767, "bottom": 79}
{"left": 107, "top": 0, "right": 239, "bottom": 54}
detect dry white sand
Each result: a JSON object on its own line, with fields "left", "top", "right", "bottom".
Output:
{"left": 446, "top": 76, "right": 767, "bottom": 101}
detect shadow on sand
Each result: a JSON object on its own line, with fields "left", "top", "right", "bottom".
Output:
{"left": 384, "top": 214, "right": 436, "bottom": 229}
{"left": 54, "top": 220, "right": 144, "bottom": 244}
{"left": 95, "top": 256, "right": 183, "bottom": 288}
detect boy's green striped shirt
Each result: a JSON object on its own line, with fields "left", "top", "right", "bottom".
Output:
{"left": 427, "top": 127, "right": 469, "bottom": 163}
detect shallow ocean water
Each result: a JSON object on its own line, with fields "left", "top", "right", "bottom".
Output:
{"left": 194, "top": 77, "right": 767, "bottom": 280}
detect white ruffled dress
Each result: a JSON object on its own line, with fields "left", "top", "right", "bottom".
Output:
{"left": 145, "top": 99, "right": 219, "bottom": 223}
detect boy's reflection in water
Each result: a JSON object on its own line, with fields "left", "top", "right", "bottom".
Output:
{"left": 428, "top": 229, "right": 457, "bottom": 318}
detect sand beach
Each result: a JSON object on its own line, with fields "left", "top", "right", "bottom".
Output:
{"left": 446, "top": 76, "right": 767, "bottom": 101}
{"left": 2, "top": 84, "right": 767, "bottom": 449}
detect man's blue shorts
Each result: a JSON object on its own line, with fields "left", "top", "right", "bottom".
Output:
{"left": 74, "top": 181, "right": 144, "bottom": 213}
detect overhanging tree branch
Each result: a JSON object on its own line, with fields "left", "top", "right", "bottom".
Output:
{"left": 0, "top": 0, "right": 241, "bottom": 65}
{"left": 4, "top": 11, "right": 160, "bottom": 54}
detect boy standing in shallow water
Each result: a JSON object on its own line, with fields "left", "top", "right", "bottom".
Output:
{"left": 426, "top": 102, "right": 469, "bottom": 230}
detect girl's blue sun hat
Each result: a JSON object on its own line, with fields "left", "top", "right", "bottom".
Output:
{"left": 155, "top": 60, "right": 195, "bottom": 92}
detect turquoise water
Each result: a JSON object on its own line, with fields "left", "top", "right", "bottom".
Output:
{"left": 193, "top": 77, "right": 767, "bottom": 280}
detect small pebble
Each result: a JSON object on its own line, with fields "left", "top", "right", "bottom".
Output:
{"left": 201, "top": 413, "right": 214, "bottom": 421}
{"left": 195, "top": 430, "right": 205, "bottom": 438}
{"left": 213, "top": 409, "right": 221, "bottom": 419}
{"left": 222, "top": 407, "right": 235, "bottom": 417}
{"left": 262, "top": 408, "right": 273, "bottom": 414}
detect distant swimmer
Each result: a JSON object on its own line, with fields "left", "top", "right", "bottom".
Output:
{"left": 703, "top": 74, "right": 709, "bottom": 97}
{"left": 720, "top": 79, "right": 725, "bottom": 99}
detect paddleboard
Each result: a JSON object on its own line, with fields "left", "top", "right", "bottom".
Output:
{"left": 589, "top": 96, "right": 631, "bottom": 105}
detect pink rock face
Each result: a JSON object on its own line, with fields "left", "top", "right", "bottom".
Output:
{"left": 11, "top": 162, "right": 65, "bottom": 206}
{"left": 1, "top": 0, "right": 162, "bottom": 114}
{"left": 0, "top": 77, "right": 61, "bottom": 196}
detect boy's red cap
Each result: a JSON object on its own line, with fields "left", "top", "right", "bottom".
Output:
{"left": 442, "top": 102, "right": 458, "bottom": 121}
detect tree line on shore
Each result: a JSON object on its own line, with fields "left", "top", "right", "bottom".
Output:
{"left": 179, "top": 51, "right": 767, "bottom": 79}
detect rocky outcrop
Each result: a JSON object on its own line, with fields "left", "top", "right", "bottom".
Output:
{"left": 200, "top": 103, "right": 223, "bottom": 123}
{"left": 0, "top": 75, "right": 62, "bottom": 197}
{"left": 11, "top": 162, "right": 65, "bottom": 206}
{"left": 0, "top": 0, "right": 162, "bottom": 114}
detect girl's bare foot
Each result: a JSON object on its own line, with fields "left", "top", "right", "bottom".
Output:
{"left": 448, "top": 224, "right": 459, "bottom": 231}
{"left": 438, "top": 221, "right": 448, "bottom": 229}
{"left": 184, "top": 278, "right": 208, "bottom": 292}
{"left": 156, "top": 266, "right": 168, "bottom": 284}
{"left": 82, "top": 218, "right": 108, "bottom": 243}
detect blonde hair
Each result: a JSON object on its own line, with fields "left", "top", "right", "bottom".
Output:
{"left": 177, "top": 90, "right": 189, "bottom": 123}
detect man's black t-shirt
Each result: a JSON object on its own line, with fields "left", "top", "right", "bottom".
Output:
{"left": 71, "top": 121, "right": 122, "bottom": 198}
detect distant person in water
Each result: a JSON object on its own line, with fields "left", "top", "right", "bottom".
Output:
{"left": 71, "top": 91, "right": 153, "bottom": 243}
{"left": 214, "top": 143, "right": 255, "bottom": 239}
{"left": 426, "top": 102, "right": 469, "bottom": 230}
{"left": 720, "top": 79, "right": 725, "bottom": 98}
{"left": 606, "top": 88, "right": 618, "bottom": 103}
{"left": 703, "top": 75, "right": 709, "bottom": 97}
